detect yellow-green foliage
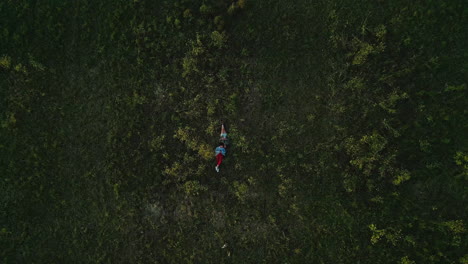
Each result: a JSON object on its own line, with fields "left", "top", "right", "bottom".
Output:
{"left": 358, "top": 44, "right": 384, "bottom": 64}
{"left": 399, "top": 256, "right": 415, "bottom": 264}
{"left": 113, "top": 183, "right": 120, "bottom": 199}
{"left": 214, "top": 16, "right": 224, "bottom": 31}
{"left": 227, "top": 3, "right": 237, "bottom": 15}
{"left": 210, "top": 31, "right": 227, "bottom": 48}
{"left": 346, "top": 132, "right": 387, "bottom": 172}
{"left": 454, "top": 152, "right": 468, "bottom": 179}
{"left": 204, "top": 120, "right": 217, "bottom": 135}
{"left": 278, "top": 174, "right": 292, "bottom": 197}
{"left": 1, "top": 113, "right": 17, "bottom": 129}
{"left": 225, "top": 93, "right": 238, "bottom": 113}
{"left": 183, "top": 9, "right": 192, "bottom": 18}
{"left": 164, "top": 161, "right": 182, "bottom": 177}
{"left": 379, "top": 91, "right": 409, "bottom": 114}
{"left": 128, "top": 90, "right": 147, "bottom": 106}
{"left": 206, "top": 103, "right": 216, "bottom": 116}
{"left": 228, "top": 125, "right": 249, "bottom": 153}
{"left": 0, "top": 55, "right": 11, "bottom": 69}
{"left": 345, "top": 77, "right": 366, "bottom": 91}
{"left": 174, "top": 127, "right": 212, "bottom": 160}
{"left": 392, "top": 170, "right": 411, "bottom": 185}
{"left": 182, "top": 56, "right": 199, "bottom": 78}
{"left": 14, "top": 63, "right": 27, "bottom": 73}
{"left": 238, "top": 0, "right": 246, "bottom": 9}
{"left": 174, "top": 18, "right": 181, "bottom": 28}
{"left": 28, "top": 55, "right": 45, "bottom": 71}
{"left": 369, "top": 224, "right": 401, "bottom": 246}
{"left": 184, "top": 180, "right": 207, "bottom": 196}
{"left": 213, "top": 16, "right": 222, "bottom": 25}
{"left": 233, "top": 181, "right": 248, "bottom": 202}
{"left": 149, "top": 135, "right": 165, "bottom": 152}
{"left": 350, "top": 25, "right": 386, "bottom": 65}
{"left": 199, "top": 4, "right": 213, "bottom": 15}
{"left": 182, "top": 35, "right": 205, "bottom": 78}
{"left": 374, "top": 24, "right": 387, "bottom": 40}
{"left": 444, "top": 220, "right": 466, "bottom": 234}
{"left": 369, "top": 224, "right": 385, "bottom": 244}
{"left": 197, "top": 143, "right": 212, "bottom": 161}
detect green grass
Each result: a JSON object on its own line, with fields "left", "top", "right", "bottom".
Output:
{"left": 1, "top": 0, "right": 467, "bottom": 263}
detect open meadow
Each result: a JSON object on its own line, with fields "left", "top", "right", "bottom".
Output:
{"left": 1, "top": 0, "right": 467, "bottom": 263}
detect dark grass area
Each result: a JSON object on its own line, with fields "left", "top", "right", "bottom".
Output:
{"left": 1, "top": 0, "right": 467, "bottom": 263}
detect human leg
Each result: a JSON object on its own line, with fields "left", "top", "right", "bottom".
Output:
{"left": 216, "top": 153, "right": 223, "bottom": 166}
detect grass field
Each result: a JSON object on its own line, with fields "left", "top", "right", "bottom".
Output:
{"left": 1, "top": 0, "right": 467, "bottom": 263}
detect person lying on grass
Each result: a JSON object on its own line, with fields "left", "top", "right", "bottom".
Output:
{"left": 215, "top": 142, "right": 226, "bottom": 172}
